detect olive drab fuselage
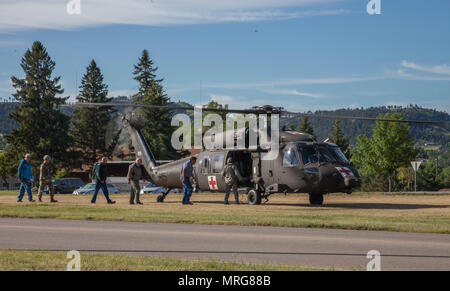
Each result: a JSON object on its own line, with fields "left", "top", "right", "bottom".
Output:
{"left": 123, "top": 110, "right": 361, "bottom": 202}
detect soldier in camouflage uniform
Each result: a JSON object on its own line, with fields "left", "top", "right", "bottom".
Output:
{"left": 220, "top": 157, "right": 244, "bottom": 205}
{"left": 127, "top": 158, "right": 144, "bottom": 205}
{"left": 38, "top": 155, "right": 57, "bottom": 203}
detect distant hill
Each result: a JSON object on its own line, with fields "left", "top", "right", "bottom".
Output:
{"left": 1, "top": 101, "right": 448, "bottom": 147}
{"left": 0, "top": 102, "right": 17, "bottom": 134}
{"left": 281, "top": 105, "right": 450, "bottom": 147}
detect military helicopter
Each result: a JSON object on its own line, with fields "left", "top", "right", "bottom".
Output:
{"left": 69, "top": 103, "right": 446, "bottom": 205}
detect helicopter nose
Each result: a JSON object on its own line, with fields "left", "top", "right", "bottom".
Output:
{"left": 335, "top": 167, "right": 361, "bottom": 188}
{"left": 318, "top": 165, "right": 360, "bottom": 192}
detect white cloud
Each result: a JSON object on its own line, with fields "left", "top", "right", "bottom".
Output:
{"left": 261, "top": 88, "right": 327, "bottom": 98}
{"left": 389, "top": 69, "right": 450, "bottom": 81}
{"left": 0, "top": 40, "right": 28, "bottom": 47}
{"left": 205, "top": 75, "right": 381, "bottom": 89}
{"left": 108, "top": 89, "right": 137, "bottom": 97}
{"left": 209, "top": 94, "right": 234, "bottom": 103}
{"left": 206, "top": 93, "right": 335, "bottom": 112}
{"left": 0, "top": 78, "right": 14, "bottom": 94}
{"left": 400, "top": 61, "right": 450, "bottom": 76}
{"left": 0, "top": 0, "right": 348, "bottom": 31}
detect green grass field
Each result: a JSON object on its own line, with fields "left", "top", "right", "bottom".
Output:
{"left": 0, "top": 250, "right": 322, "bottom": 271}
{"left": 1, "top": 191, "right": 449, "bottom": 233}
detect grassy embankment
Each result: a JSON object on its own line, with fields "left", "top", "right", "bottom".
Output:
{"left": 0, "top": 250, "right": 325, "bottom": 271}
{"left": 0, "top": 191, "right": 449, "bottom": 233}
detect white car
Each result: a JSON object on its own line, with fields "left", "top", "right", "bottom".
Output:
{"left": 140, "top": 183, "right": 180, "bottom": 194}
{"left": 73, "top": 183, "right": 120, "bottom": 195}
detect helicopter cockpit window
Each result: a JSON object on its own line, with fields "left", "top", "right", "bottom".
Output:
{"left": 297, "top": 145, "right": 319, "bottom": 166}
{"left": 282, "top": 148, "right": 299, "bottom": 167}
{"left": 330, "top": 146, "right": 350, "bottom": 164}
{"left": 316, "top": 145, "right": 336, "bottom": 163}
{"left": 212, "top": 154, "right": 225, "bottom": 173}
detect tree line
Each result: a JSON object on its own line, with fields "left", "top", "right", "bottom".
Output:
{"left": 0, "top": 41, "right": 448, "bottom": 192}
{"left": 0, "top": 41, "right": 180, "bottom": 184}
{"left": 294, "top": 115, "right": 449, "bottom": 192}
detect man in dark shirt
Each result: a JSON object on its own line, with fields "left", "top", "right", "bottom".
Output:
{"left": 91, "top": 157, "right": 116, "bottom": 204}
{"left": 180, "top": 156, "right": 197, "bottom": 205}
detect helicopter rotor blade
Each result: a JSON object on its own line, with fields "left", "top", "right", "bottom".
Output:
{"left": 62, "top": 102, "right": 449, "bottom": 126}
{"left": 280, "top": 111, "right": 448, "bottom": 126}
{"left": 62, "top": 102, "right": 256, "bottom": 114}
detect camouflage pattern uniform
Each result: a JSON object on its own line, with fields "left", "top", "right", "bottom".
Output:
{"left": 38, "top": 162, "right": 56, "bottom": 202}
{"left": 221, "top": 158, "right": 244, "bottom": 204}
{"left": 127, "top": 163, "right": 143, "bottom": 204}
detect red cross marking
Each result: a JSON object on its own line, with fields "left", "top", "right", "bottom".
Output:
{"left": 208, "top": 176, "right": 217, "bottom": 189}
{"left": 339, "top": 167, "right": 352, "bottom": 175}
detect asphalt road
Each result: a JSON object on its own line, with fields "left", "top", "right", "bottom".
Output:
{"left": 0, "top": 218, "right": 449, "bottom": 270}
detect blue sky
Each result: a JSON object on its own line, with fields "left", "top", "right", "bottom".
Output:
{"left": 0, "top": 0, "right": 449, "bottom": 112}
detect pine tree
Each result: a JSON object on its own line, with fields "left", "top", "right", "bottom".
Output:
{"left": 5, "top": 41, "right": 73, "bottom": 172}
{"left": 132, "top": 50, "right": 180, "bottom": 159}
{"left": 297, "top": 117, "right": 314, "bottom": 135}
{"left": 330, "top": 119, "right": 350, "bottom": 157}
{"left": 71, "top": 60, "right": 119, "bottom": 167}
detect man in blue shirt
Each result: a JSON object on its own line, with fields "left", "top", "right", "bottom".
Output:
{"left": 180, "top": 156, "right": 197, "bottom": 205}
{"left": 17, "top": 153, "right": 35, "bottom": 202}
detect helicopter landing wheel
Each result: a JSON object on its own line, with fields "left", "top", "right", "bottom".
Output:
{"left": 157, "top": 195, "right": 165, "bottom": 203}
{"left": 309, "top": 193, "right": 323, "bottom": 206}
{"left": 247, "top": 189, "right": 262, "bottom": 205}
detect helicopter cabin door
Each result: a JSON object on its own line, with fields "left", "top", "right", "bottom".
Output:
{"left": 209, "top": 153, "right": 226, "bottom": 191}
{"left": 197, "top": 154, "right": 211, "bottom": 191}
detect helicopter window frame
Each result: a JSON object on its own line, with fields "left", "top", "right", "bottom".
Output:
{"left": 297, "top": 144, "right": 319, "bottom": 166}
{"left": 282, "top": 147, "right": 299, "bottom": 168}
{"left": 329, "top": 146, "right": 350, "bottom": 164}
{"left": 200, "top": 155, "right": 211, "bottom": 174}
{"left": 212, "top": 154, "right": 225, "bottom": 173}
{"left": 316, "top": 145, "right": 337, "bottom": 163}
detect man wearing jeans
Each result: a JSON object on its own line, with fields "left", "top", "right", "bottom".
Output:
{"left": 17, "top": 153, "right": 35, "bottom": 203}
{"left": 180, "top": 156, "right": 197, "bottom": 205}
{"left": 91, "top": 157, "right": 116, "bottom": 204}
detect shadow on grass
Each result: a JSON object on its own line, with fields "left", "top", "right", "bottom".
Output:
{"left": 166, "top": 199, "right": 449, "bottom": 210}
{"left": 268, "top": 202, "right": 449, "bottom": 210}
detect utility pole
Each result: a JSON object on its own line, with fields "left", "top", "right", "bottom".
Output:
{"left": 435, "top": 157, "right": 439, "bottom": 182}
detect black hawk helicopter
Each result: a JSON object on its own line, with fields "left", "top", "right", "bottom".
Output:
{"left": 69, "top": 103, "right": 447, "bottom": 205}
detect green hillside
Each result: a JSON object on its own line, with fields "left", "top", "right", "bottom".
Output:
{"left": 1, "top": 101, "right": 448, "bottom": 147}
{"left": 281, "top": 105, "right": 449, "bottom": 147}
{"left": 0, "top": 102, "right": 17, "bottom": 134}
